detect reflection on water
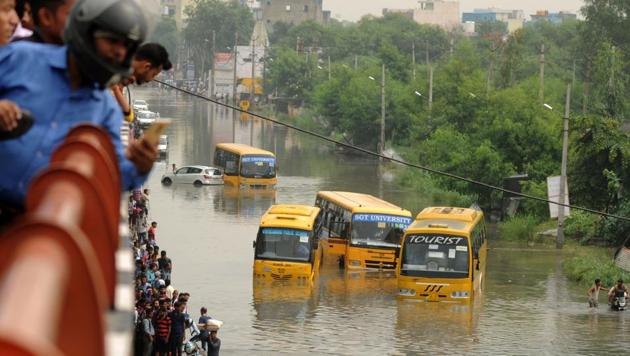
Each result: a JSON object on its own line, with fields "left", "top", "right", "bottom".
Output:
{"left": 137, "top": 88, "right": 630, "bottom": 354}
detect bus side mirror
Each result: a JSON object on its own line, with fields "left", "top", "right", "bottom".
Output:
{"left": 252, "top": 240, "right": 256, "bottom": 249}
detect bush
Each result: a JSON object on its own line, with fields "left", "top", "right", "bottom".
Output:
{"left": 498, "top": 215, "right": 539, "bottom": 241}
{"left": 564, "top": 252, "right": 630, "bottom": 287}
{"left": 397, "top": 170, "right": 476, "bottom": 212}
{"left": 564, "top": 210, "right": 600, "bottom": 244}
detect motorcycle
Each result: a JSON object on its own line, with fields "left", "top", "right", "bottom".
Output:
{"left": 611, "top": 290, "right": 628, "bottom": 311}
{"left": 183, "top": 339, "right": 203, "bottom": 356}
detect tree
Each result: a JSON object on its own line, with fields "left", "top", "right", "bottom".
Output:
{"left": 149, "top": 17, "right": 179, "bottom": 65}
{"left": 183, "top": 0, "right": 254, "bottom": 78}
{"left": 590, "top": 41, "right": 628, "bottom": 118}
{"left": 266, "top": 47, "right": 312, "bottom": 103}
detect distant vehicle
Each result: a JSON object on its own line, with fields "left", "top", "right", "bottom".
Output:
{"left": 136, "top": 110, "right": 157, "bottom": 127}
{"left": 161, "top": 165, "right": 223, "bottom": 186}
{"left": 132, "top": 99, "right": 148, "bottom": 111}
{"left": 213, "top": 143, "right": 277, "bottom": 189}
{"left": 158, "top": 135, "right": 168, "bottom": 156}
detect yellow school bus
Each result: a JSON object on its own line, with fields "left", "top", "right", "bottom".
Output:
{"left": 214, "top": 143, "right": 277, "bottom": 188}
{"left": 397, "top": 207, "right": 487, "bottom": 302}
{"left": 315, "top": 191, "right": 413, "bottom": 270}
{"left": 253, "top": 205, "right": 323, "bottom": 282}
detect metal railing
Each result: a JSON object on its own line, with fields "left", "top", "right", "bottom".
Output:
{"left": 0, "top": 125, "right": 124, "bottom": 355}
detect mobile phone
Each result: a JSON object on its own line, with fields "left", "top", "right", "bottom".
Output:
{"left": 0, "top": 110, "right": 34, "bottom": 141}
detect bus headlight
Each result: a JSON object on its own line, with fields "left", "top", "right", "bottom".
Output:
{"left": 349, "top": 260, "right": 361, "bottom": 267}
{"left": 451, "top": 291, "right": 469, "bottom": 298}
{"left": 399, "top": 289, "right": 416, "bottom": 296}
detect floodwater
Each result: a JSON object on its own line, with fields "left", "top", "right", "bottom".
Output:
{"left": 136, "top": 87, "right": 630, "bottom": 355}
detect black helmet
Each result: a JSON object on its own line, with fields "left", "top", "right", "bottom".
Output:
{"left": 64, "top": 0, "right": 147, "bottom": 88}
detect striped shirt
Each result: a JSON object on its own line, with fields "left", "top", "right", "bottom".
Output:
{"left": 155, "top": 315, "right": 171, "bottom": 339}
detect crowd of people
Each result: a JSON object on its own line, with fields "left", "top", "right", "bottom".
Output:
{"left": 130, "top": 188, "right": 221, "bottom": 356}
{"left": 0, "top": 0, "right": 223, "bottom": 354}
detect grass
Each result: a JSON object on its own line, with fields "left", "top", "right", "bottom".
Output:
{"left": 497, "top": 215, "right": 540, "bottom": 242}
{"left": 563, "top": 246, "right": 630, "bottom": 287}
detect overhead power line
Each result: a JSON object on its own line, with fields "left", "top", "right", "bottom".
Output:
{"left": 153, "top": 79, "right": 630, "bottom": 223}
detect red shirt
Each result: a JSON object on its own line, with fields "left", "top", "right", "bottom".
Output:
{"left": 156, "top": 314, "right": 171, "bottom": 339}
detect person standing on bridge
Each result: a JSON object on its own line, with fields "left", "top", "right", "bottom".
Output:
{"left": 0, "top": 0, "right": 18, "bottom": 45}
{"left": 0, "top": 0, "right": 158, "bottom": 226}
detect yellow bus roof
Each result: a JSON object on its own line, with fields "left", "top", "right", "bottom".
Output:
{"left": 316, "top": 191, "right": 412, "bottom": 217}
{"left": 216, "top": 143, "right": 275, "bottom": 157}
{"left": 260, "top": 204, "right": 320, "bottom": 231}
{"left": 407, "top": 207, "right": 484, "bottom": 235}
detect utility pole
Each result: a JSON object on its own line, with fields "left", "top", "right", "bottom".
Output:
{"left": 557, "top": 83, "right": 571, "bottom": 249}
{"left": 354, "top": 55, "right": 358, "bottom": 70}
{"left": 296, "top": 36, "right": 300, "bottom": 53}
{"left": 250, "top": 39, "right": 256, "bottom": 112}
{"left": 428, "top": 66, "right": 434, "bottom": 114}
{"left": 379, "top": 63, "right": 386, "bottom": 161}
{"left": 425, "top": 41, "right": 430, "bottom": 74}
{"left": 583, "top": 63, "right": 591, "bottom": 114}
{"left": 487, "top": 43, "right": 496, "bottom": 95}
{"left": 210, "top": 30, "right": 215, "bottom": 99}
{"left": 412, "top": 41, "right": 416, "bottom": 81}
{"left": 262, "top": 46, "right": 267, "bottom": 104}
{"left": 449, "top": 37, "right": 454, "bottom": 58}
{"left": 327, "top": 55, "right": 331, "bottom": 81}
{"left": 539, "top": 43, "right": 545, "bottom": 102}
{"left": 232, "top": 32, "right": 238, "bottom": 143}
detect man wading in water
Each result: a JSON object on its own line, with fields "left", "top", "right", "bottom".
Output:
{"left": 587, "top": 278, "right": 607, "bottom": 308}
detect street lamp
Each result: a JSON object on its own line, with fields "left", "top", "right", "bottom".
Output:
{"left": 543, "top": 103, "right": 553, "bottom": 110}
{"left": 414, "top": 91, "right": 423, "bottom": 97}
{"left": 469, "top": 92, "right": 477, "bottom": 98}
{"left": 368, "top": 76, "right": 376, "bottom": 81}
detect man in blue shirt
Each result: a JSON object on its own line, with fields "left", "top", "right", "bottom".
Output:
{"left": 0, "top": 0, "right": 157, "bottom": 214}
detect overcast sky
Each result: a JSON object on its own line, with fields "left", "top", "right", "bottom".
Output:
{"left": 324, "top": 0, "right": 585, "bottom": 22}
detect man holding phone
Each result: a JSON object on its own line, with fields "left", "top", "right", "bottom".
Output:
{"left": 0, "top": 0, "right": 157, "bottom": 223}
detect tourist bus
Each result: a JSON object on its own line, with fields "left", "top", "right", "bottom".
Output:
{"left": 315, "top": 191, "right": 413, "bottom": 270}
{"left": 253, "top": 205, "right": 323, "bottom": 282}
{"left": 213, "top": 143, "right": 277, "bottom": 188}
{"left": 397, "top": 207, "right": 487, "bottom": 302}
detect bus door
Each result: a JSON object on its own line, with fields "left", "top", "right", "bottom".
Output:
{"left": 471, "top": 222, "right": 487, "bottom": 293}
{"left": 320, "top": 207, "right": 348, "bottom": 258}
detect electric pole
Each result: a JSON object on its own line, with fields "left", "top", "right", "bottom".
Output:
{"left": 328, "top": 55, "right": 331, "bottom": 81}
{"left": 354, "top": 55, "right": 358, "bottom": 70}
{"left": 250, "top": 39, "right": 256, "bottom": 112}
{"left": 412, "top": 41, "right": 416, "bottom": 81}
{"left": 539, "top": 43, "right": 545, "bottom": 102}
{"left": 450, "top": 37, "right": 454, "bottom": 58}
{"left": 429, "top": 66, "right": 434, "bottom": 114}
{"left": 425, "top": 40, "right": 430, "bottom": 74}
{"left": 232, "top": 32, "right": 238, "bottom": 143}
{"left": 380, "top": 63, "right": 386, "bottom": 161}
{"left": 210, "top": 30, "right": 215, "bottom": 99}
{"left": 557, "top": 83, "right": 571, "bottom": 249}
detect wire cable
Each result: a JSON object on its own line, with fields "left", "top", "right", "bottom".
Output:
{"left": 153, "top": 79, "right": 630, "bottom": 223}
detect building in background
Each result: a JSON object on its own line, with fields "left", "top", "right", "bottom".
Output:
{"left": 530, "top": 10, "right": 577, "bottom": 24}
{"left": 462, "top": 8, "right": 525, "bottom": 33}
{"left": 160, "top": 0, "right": 193, "bottom": 30}
{"left": 260, "top": 0, "right": 325, "bottom": 27}
{"left": 383, "top": 0, "right": 460, "bottom": 31}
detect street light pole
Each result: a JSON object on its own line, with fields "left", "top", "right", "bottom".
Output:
{"left": 380, "top": 63, "right": 386, "bottom": 160}
{"left": 556, "top": 83, "right": 571, "bottom": 249}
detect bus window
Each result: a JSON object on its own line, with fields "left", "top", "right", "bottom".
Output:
{"left": 255, "top": 228, "right": 311, "bottom": 262}
{"left": 401, "top": 234, "right": 470, "bottom": 278}
{"left": 224, "top": 151, "right": 239, "bottom": 176}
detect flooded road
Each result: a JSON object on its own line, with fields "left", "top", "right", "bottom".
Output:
{"left": 136, "top": 87, "right": 630, "bottom": 354}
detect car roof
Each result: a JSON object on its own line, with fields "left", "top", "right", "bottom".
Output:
{"left": 137, "top": 110, "right": 155, "bottom": 114}
{"left": 134, "top": 100, "right": 147, "bottom": 103}
{"left": 180, "top": 165, "right": 219, "bottom": 170}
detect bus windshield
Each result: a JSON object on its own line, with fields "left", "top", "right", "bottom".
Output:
{"left": 241, "top": 156, "right": 276, "bottom": 178}
{"left": 351, "top": 214, "right": 412, "bottom": 248}
{"left": 256, "top": 228, "right": 311, "bottom": 262}
{"left": 401, "top": 234, "right": 470, "bottom": 278}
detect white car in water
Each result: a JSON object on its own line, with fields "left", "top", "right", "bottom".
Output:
{"left": 133, "top": 99, "right": 148, "bottom": 111}
{"left": 136, "top": 110, "right": 158, "bottom": 127}
{"left": 161, "top": 165, "right": 224, "bottom": 186}
{"left": 158, "top": 135, "right": 168, "bottom": 156}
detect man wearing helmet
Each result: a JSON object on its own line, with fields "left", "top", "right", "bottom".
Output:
{"left": 0, "top": 0, "right": 158, "bottom": 221}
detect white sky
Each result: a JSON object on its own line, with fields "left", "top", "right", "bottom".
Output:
{"left": 323, "top": 0, "right": 585, "bottom": 22}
